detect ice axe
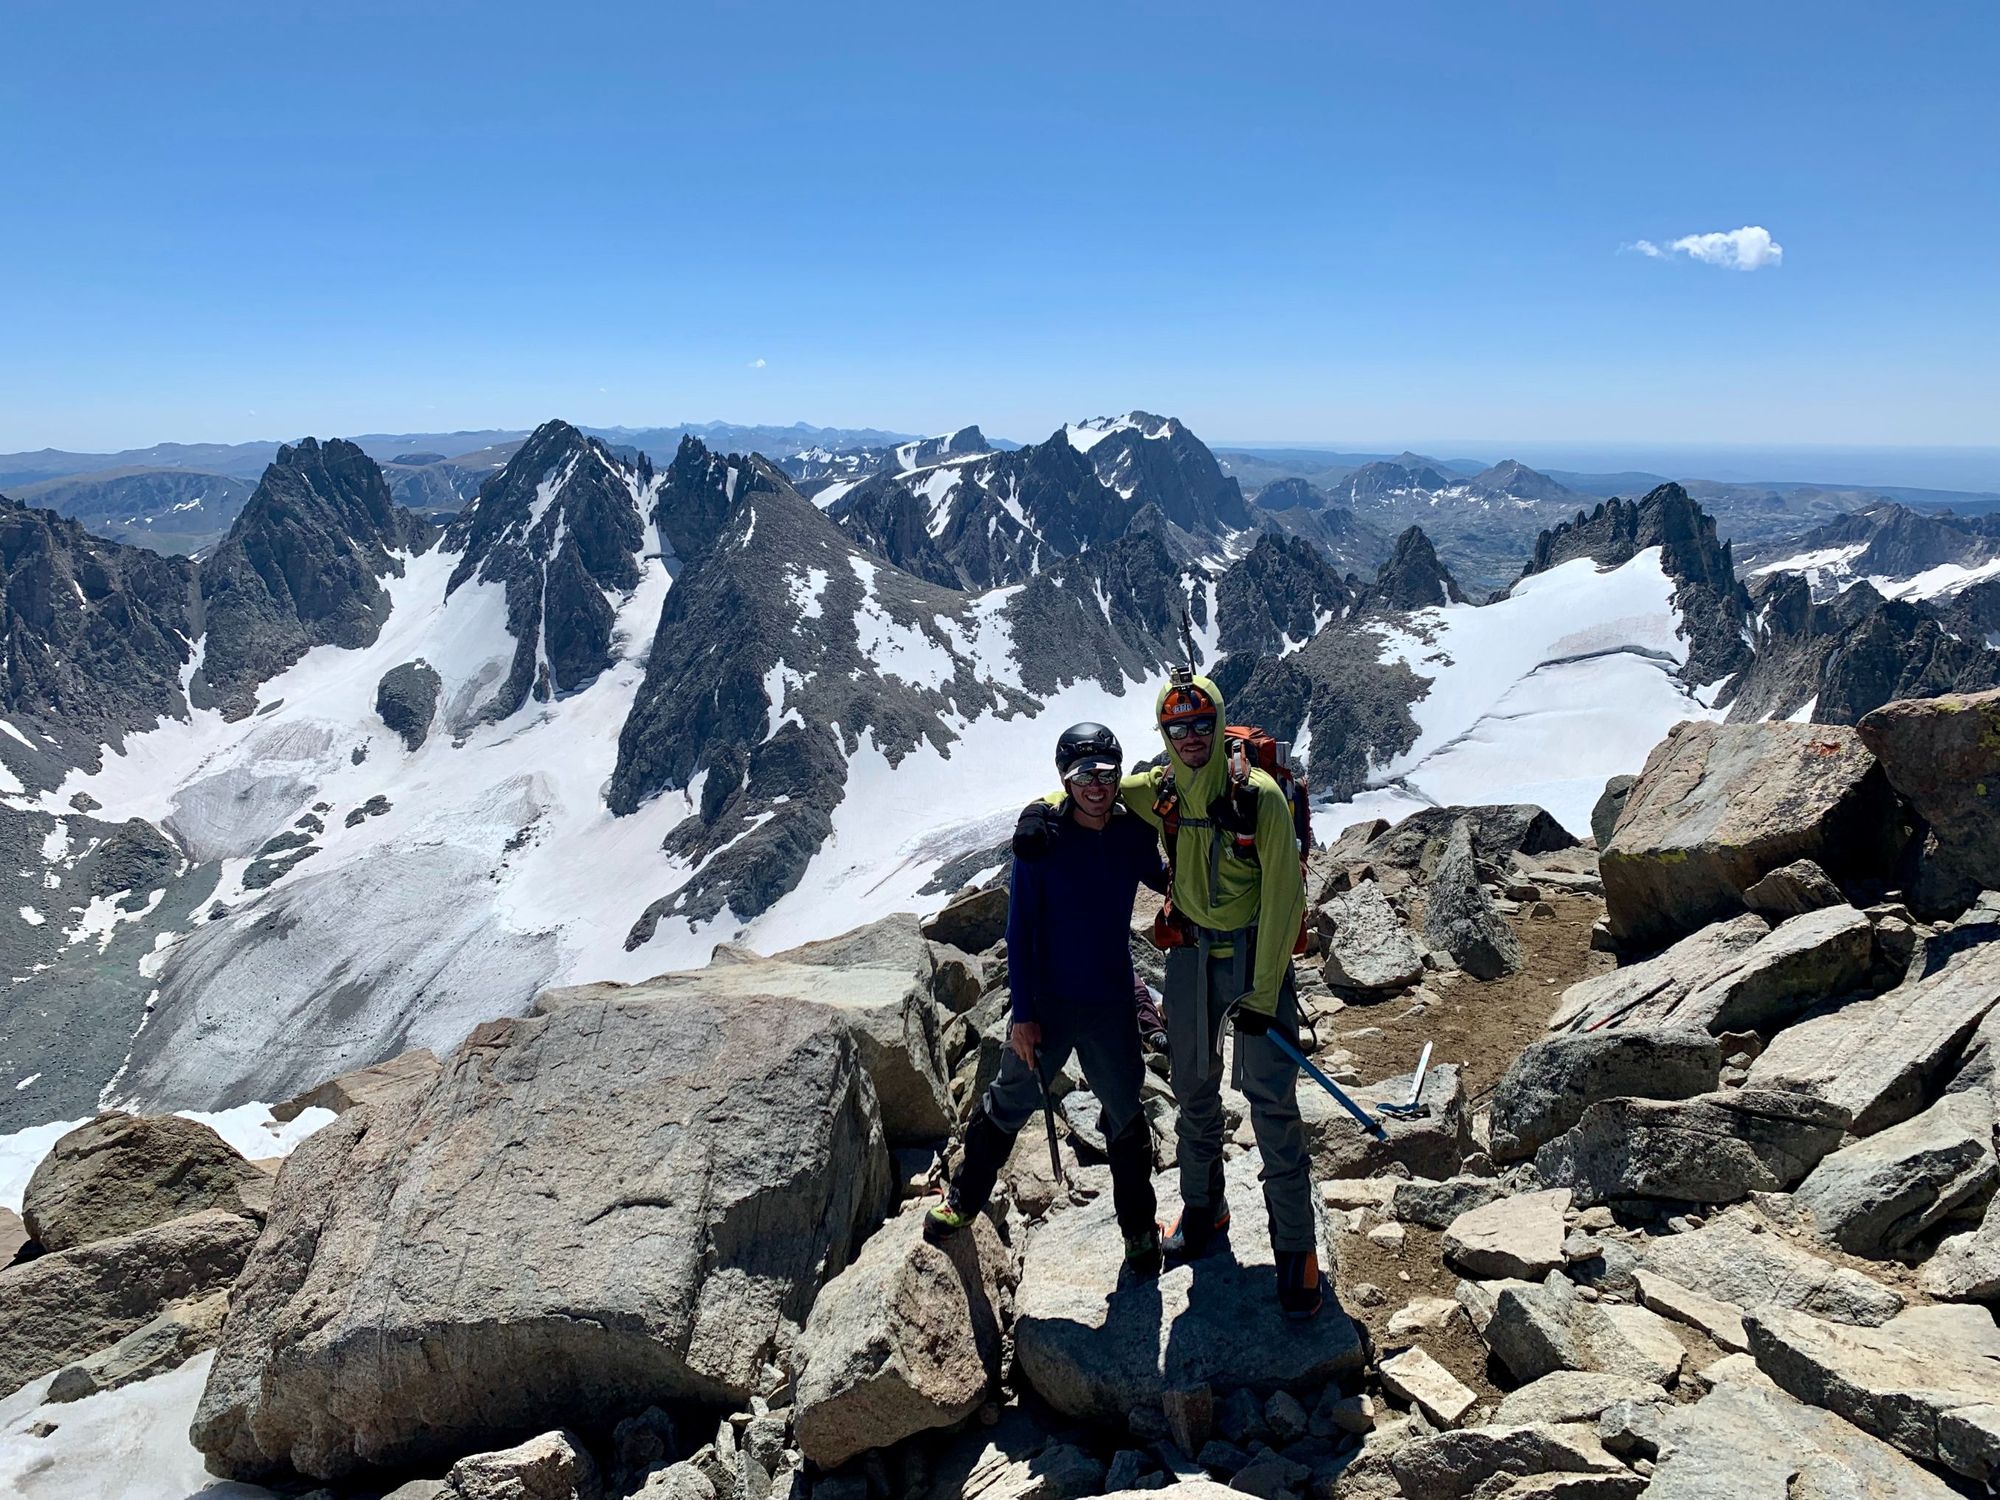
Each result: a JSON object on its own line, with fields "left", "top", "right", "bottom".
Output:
{"left": 1253, "top": 1023, "right": 1388, "bottom": 1141}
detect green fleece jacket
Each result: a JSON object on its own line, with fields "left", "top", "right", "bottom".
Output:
{"left": 1120, "top": 672, "right": 1306, "bottom": 1016}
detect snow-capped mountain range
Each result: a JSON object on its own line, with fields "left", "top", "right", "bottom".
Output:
{"left": 0, "top": 411, "right": 1990, "bottom": 1141}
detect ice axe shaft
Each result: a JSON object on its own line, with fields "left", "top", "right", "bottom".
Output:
{"left": 1379, "top": 1041, "right": 1433, "bottom": 1119}
{"left": 1264, "top": 1028, "right": 1387, "bottom": 1140}
{"left": 1033, "top": 1051, "right": 1068, "bottom": 1186}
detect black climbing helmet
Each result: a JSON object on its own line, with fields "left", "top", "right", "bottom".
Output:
{"left": 1055, "top": 721, "right": 1122, "bottom": 780}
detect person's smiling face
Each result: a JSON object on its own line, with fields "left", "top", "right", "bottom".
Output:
{"left": 1066, "top": 768, "right": 1118, "bottom": 818}
{"left": 1167, "top": 717, "right": 1215, "bottom": 770}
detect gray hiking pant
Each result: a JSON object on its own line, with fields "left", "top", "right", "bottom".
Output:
{"left": 1164, "top": 935, "right": 1315, "bottom": 1254}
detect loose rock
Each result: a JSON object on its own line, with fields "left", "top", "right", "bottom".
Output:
{"left": 1379, "top": 1347, "right": 1478, "bottom": 1428}
{"left": 1534, "top": 1089, "right": 1848, "bottom": 1206}
{"left": 1742, "top": 858, "right": 1845, "bottom": 918}
{"left": 1320, "top": 879, "right": 1426, "bottom": 992}
{"left": 1422, "top": 818, "right": 1522, "bottom": 980}
{"left": 1793, "top": 1089, "right": 1997, "bottom": 1257}
{"left": 1636, "top": 1208, "right": 1904, "bottom": 1326}
{"left": 1443, "top": 1189, "right": 1571, "bottom": 1280}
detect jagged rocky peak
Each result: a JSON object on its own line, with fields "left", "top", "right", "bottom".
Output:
{"left": 1216, "top": 532, "right": 1355, "bottom": 663}
{"left": 832, "top": 432, "right": 1133, "bottom": 591}
{"left": 1470, "top": 458, "right": 1573, "bottom": 502}
{"left": 443, "top": 419, "right": 659, "bottom": 721}
{"left": 1781, "top": 500, "right": 2000, "bottom": 581}
{"left": 0, "top": 491, "right": 198, "bottom": 772}
{"left": 652, "top": 432, "right": 795, "bottom": 568}
{"left": 1065, "top": 411, "right": 1252, "bottom": 537}
{"left": 196, "top": 437, "right": 437, "bottom": 721}
{"left": 1369, "top": 524, "right": 1466, "bottom": 609}
{"left": 1523, "top": 482, "right": 1734, "bottom": 590}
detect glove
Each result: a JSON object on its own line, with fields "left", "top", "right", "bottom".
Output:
{"left": 1012, "top": 799, "right": 1065, "bottom": 860}
{"left": 1229, "top": 995, "right": 1289, "bottom": 1046}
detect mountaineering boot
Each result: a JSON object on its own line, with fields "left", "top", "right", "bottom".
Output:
{"left": 1161, "top": 1202, "right": 1231, "bottom": 1262}
{"left": 1276, "top": 1248, "right": 1323, "bottom": 1320}
{"left": 923, "top": 1195, "right": 975, "bottom": 1245}
{"left": 1123, "top": 1225, "right": 1164, "bottom": 1280}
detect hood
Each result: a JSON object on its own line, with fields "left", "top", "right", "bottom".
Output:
{"left": 1153, "top": 671, "right": 1230, "bottom": 811}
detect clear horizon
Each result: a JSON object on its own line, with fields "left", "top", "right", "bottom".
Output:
{"left": 4, "top": 3, "right": 1994, "bottom": 456}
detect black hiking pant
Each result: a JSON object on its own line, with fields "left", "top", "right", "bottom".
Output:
{"left": 949, "top": 1001, "right": 1158, "bottom": 1239}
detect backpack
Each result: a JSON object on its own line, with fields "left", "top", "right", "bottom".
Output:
{"left": 1150, "top": 724, "right": 1313, "bottom": 954}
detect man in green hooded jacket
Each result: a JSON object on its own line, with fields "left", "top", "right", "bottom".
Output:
{"left": 1121, "top": 671, "right": 1320, "bottom": 1318}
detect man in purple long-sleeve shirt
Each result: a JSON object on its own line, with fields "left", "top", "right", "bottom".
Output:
{"left": 924, "top": 723, "right": 1168, "bottom": 1276}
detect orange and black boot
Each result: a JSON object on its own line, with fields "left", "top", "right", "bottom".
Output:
{"left": 1276, "top": 1248, "right": 1323, "bottom": 1320}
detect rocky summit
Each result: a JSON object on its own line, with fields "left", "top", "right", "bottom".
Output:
{"left": 3, "top": 405, "right": 2000, "bottom": 1500}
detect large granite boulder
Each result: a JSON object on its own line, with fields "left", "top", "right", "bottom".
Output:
{"left": 552, "top": 918, "right": 952, "bottom": 1144}
{"left": 793, "top": 1204, "right": 1006, "bottom": 1468}
{"left": 1742, "top": 858, "right": 1845, "bottom": 918}
{"left": 1465, "top": 1272, "right": 1683, "bottom": 1386}
{"left": 1858, "top": 687, "right": 2000, "bottom": 915}
{"left": 1547, "top": 915, "right": 1767, "bottom": 1033}
{"left": 22, "top": 1112, "right": 267, "bottom": 1251}
{"left": 1590, "top": 776, "right": 1636, "bottom": 852}
{"left": 1793, "top": 1090, "right": 1998, "bottom": 1258}
{"left": 1923, "top": 1195, "right": 2000, "bottom": 1302}
{"left": 1320, "top": 878, "right": 1425, "bottom": 991}
{"left": 1012, "top": 1152, "right": 1364, "bottom": 1420}
{"left": 1747, "top": 1302, "right": 2000, "bottom": 1485}
{"left": 1535, "top": 1089, "right": 1849, "bottom": 1207}
{"left": 192, "top": 990, "right": 894, "bottom": 1484}
{"left": 1490, "top": 1028, "right": 1721, "bottom": 1163}
{"left": 1639, "top": 1373, "right": 1961, "bottom": 1498}
{"left": 1421, "top": 817, "right": 1521, "bottom": 980}
{"left": 1747, "top": 932, "right": 2000, "bottom": 1134}
{"left": 1442, "top": 1189, "right": 1571, "bottom": 1280}
{"left": 1636, "top": 1209, "right": 1905, "bottom": 1327}
{"left": 922, "top": 886, "right": 1008, "bottom": 954}
{"left": 0, "top": 1208, "right": 257, "bottom": 1396}
{"left": 1384, "top": 1421, "right": 1629, "bottom": 1500}
{"left": 1600, "top": 721, "right": 1904, "bottom": 951}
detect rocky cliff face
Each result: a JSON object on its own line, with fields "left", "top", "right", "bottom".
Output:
{"left": 196, "top": 438, "right": 435, "bottom": 720}
{"left": 1073, "top": 411, "right": 1254, "bottom": 536}
{"left": 1724, "top": 571, "right": 2000, "bottom": 725}
{"left": 1522, "top": 483, "right": 1751, "bottom": 685}
{"left": 1216, "top": 532, "right": 1356, "bottom": 662}
{"left": 444, "top": 420, "right": 657, "bottom": 722}
{"left": 0, "top": 495, "right": 197, "bottom": 774}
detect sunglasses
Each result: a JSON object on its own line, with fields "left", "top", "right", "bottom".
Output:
{"left": 1162, "top": 716, "right": 1218, "bottom": 741}
{"left": 1065, "top": 767, "right": 1120, "bottom": 788}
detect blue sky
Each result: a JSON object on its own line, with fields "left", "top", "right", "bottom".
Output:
{"left": 2, "top": 1, "right": 1994, "bottom": 458}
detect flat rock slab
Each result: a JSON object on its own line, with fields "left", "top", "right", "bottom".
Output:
{"left": 1600, "top": 720, "right": 1902, "bottom": 952}
{"left": 192, "top": 991, "right": 894, "bottom": 1484}
{"left": 1923, "top": 1192, "right": 2000, "bottom": 1301}
{"left": 1642, "top": 1373, "right": 1961, "bottom": 1498}
{"left": 1747, "top": 1302, "right": 2000, "bottom": 1485}
{"left": 1551, "top": 905, "right": 1874, "bottom": 1038}
{"left": 1794, "top": 1089, "right": 1997, "bottom": 1257}
{"left": 1386, "top": 1422, "right": 1627, "bottom": 1500}
{"left": 1491, "top": 1028, "right": 1721, "bottom": 1164}
{"left": 1748, "top": 935, "right": 2000, "bottom": 1134}
{"left": 1444, "top": 1188, "right": 1572, "bottom": 1280}
{"left": 1634, "top": 1270, "right": 1748, "bottom": 1353}
{"left": 1636, "top": 1208, "right": 1905, "bottom": 1327}
{"left": 1472, "top": 1272, "right": 1683, "bottom": 1387}
{"left": 1492, "top": 1371, "right": 1667, "bottom": 1428}
{"left": 1379, "top": 1346, "right": 1478, "bottom": 1428}
{"left": 1535, "top": 1088, "right": 1848, "bottom": 1207}
{"left": 272, "top": 1047, "right": 441, "bottom": 1122}
{"left": 1013, "top": 1153, "right": 1364, "bottom": 1420}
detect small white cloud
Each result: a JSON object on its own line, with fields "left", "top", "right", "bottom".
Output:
{"left": 748, "top": 358, "right": 767, "bottom": 369}
{"left": 1625, "top": 225, "right": 1783, "bottom": 271}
